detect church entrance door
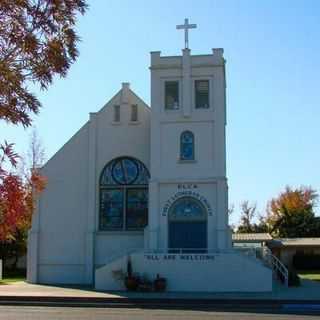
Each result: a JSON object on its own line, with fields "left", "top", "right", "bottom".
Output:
{"left": 168, "top": 197, "right": 207, "bottom": 253}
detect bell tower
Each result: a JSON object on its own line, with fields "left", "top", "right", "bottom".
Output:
{"left": 147, "top": 19, "right": 230, "bottom": 253}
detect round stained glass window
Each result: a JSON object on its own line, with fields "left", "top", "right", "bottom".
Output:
{"left": 111, "top": 158, "right": 139, "bottom": 185}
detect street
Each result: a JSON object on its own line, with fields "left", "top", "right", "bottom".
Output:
{"left": 0, "top": 306, "right": 319, "bottom": 320}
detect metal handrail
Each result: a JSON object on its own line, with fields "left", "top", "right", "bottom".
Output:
{"left": 262, "top": 247, "right": 289, "bottom": 287}
{"left": 234, "top": 246, "right": 289, "bottom": 286}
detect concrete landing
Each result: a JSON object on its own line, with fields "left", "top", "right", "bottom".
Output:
{"left": 96, "top": 252, "right": 273, "bottom": 292}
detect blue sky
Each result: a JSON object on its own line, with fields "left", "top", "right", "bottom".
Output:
{"left": 1, "top": 0, "right": 319, "bottom": 223}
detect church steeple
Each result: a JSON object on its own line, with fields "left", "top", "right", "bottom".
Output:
{"left": 148, "top": 23, "right": 229, "bottom": 252}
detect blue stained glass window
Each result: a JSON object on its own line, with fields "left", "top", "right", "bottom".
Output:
{"left": 169, "top": 197, "right": 206, "bottom": 222}
{"left": 180, "top": 131, "right": 195, "bottom": 161}
{"left": 100, "top": 157, "right": 149, "bottom": 186}
{"left": 100, "top": 189, "right": 124, "bottom": 229}
{"left": 126, "top": 189, "right": 148, "bottom": 229}
{"left": 99, "top": 157, "right": 150, "bottom": 231}
{"left": 112, "top": 158, "right": 138, "bottom": 185}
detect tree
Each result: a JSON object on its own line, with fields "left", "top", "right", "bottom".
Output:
{"left": 0, "top": 143, "right": 24, "bottom": 242}
{"left": 20, "top": 128, "right": 45, "bottom": 180}
{"left": 0, "top": 143, "right": 46, "bottom": 242}
{"left": 237, "top": 201, "right": 256, "bottom": 233}
{"left": 228, "top": 203, "right": 235, "bottom": 217}
{"left": 0, "top": 0, "right": 88, "bottom": 127}
{"left": 20, "top": 128, "right": 47, "bottom": 230}
{"left": 266, "top": 186, "right": 319, "bottom": 238}
{"left": 0, "top": 0, "right": 87, "bottom": 249}
{"left": 237, "top": 201, "right": 268, "bottom": 233}
{"left": 239, "top": 201, "right": 256, "bottom": 232}
{"left": 0, "top": 130, "right": 46, "bottom": 269}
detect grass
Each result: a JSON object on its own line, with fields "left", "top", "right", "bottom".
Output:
{"left": 298, "top": 270, "right": 320, "bottom": 281}
{"left": 0, "top": 277, "right": 25, "bottom": 285}
{"left": 0, "top": 269, "right": 26, "bottom": 285}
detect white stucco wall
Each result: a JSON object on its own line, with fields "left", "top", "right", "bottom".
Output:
{"left": 35, "top": 123, "right": 90, "bottom": 284}
{"left": 95, "top": 251, "right": 273, "bottom": 292}
{"left": 148, "top": 49, "right": 229, "bottom": 252}
{"left": 28, "top": 84, "right": 150, "bottom": 285}
{"left": 93, "top": 85, "right": 150, "bottom": 269}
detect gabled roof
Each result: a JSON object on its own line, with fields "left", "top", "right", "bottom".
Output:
{"left": 41, "top": 83, "right": 149, "bottom": 171}
{"left": 98, "top": 82, "right": 150, "bottom": 114}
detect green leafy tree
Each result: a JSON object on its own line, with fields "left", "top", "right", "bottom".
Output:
{"left": 266, "top": 186, "right": 319, "bottom": 238}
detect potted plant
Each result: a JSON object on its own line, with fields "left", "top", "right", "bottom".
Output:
{"left": 124, "top": 257, "right": 139, "bottom": 291}
{"left": 138, "top": 273, "right": 153, "bottom": 292}
{"left": 153, "top": 274, "right": 166, "bottom": 292}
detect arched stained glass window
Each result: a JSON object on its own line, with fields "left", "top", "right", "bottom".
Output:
{"left": 169, "top": 197, "right": 206, "bottom": 222}
{"left": 100, "top": 157, "right": 149, "bottom": 186}
{"left": 99, "top": 157, "right": 150, "bottom": 231}
{"left": 168, "top": 197, "right": 207, "bottom": 252}
{"left": 180, "top": 131, "right": 195, "bottom": 161}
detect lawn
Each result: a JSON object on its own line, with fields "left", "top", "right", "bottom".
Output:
{"left": 0, "top": 269, "right": 26, "bottom": 285}
{"left": 0, "top": 276, "right": 25, "bottom": 285}
{"left": 298, "top": 270, "right": 320, "bottom": 281}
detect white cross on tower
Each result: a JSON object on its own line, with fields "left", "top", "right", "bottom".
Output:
{"left": 176, "top": 18, "right": 197, "bottom": 49}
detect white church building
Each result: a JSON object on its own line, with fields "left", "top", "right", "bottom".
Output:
{"left": 27, "top": 20, "right": 273, "bottom": 292}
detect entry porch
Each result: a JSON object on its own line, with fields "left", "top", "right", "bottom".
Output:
{"left": 95, "top": 249, "right": 273, "bottom": 292}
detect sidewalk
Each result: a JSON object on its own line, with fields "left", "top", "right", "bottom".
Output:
{"left": 1, "top": 279, "right": 320, "bottom": 300}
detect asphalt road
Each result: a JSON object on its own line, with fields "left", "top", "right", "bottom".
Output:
{"left": 0, "top": 306, "right": 319, "bottom": 320}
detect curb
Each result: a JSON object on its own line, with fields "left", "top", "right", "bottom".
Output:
{"left": 0, "top": 296, "right": 319, "bottom": 314}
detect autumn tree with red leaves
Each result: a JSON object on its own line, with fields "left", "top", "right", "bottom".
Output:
{"left": 0, "top": 139, "right": 46, "bottom": 242}
{"left": 0, "top": 1, "right": 87, "bottom": 253}
{"left": 0, "top": 142, "right": 23, "bottom": 242}
{"left": 0, "top": 0, "right": 88, "bottom": 126}
{"left": 0, "top": 133, "right": 46, "bottom": 269}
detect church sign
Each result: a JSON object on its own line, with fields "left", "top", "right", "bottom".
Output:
{"left": 162, "top": 187, "right": 213, "bottom": 217}
{"left": 144, "top": 254, "right": 215, "bottom": 261}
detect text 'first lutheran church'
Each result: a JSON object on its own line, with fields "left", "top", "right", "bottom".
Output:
{"left": 27, "top": 19, "right": 273, "bottom": 292}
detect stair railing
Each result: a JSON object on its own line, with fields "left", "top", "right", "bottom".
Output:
{"left": 234, "top": 246, "right": 288, "bottom": 286}
{"left": 261, "top": 246, "right": 289, "bottom": 287}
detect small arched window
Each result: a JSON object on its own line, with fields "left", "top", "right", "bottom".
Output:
{"left": 169, "top": 197, "right": 207, "bottom": 222}
{"left": 180, "top": 131, "right": 195, "bottom": 161}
